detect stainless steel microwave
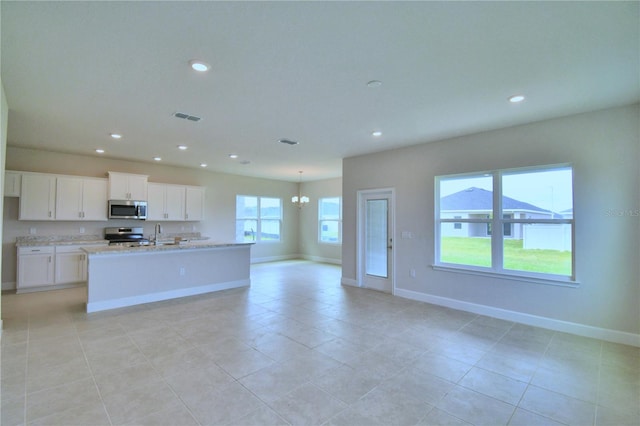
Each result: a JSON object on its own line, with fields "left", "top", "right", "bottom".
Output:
{"left": 108, "top": 200, "right": 147, "bottom": 220}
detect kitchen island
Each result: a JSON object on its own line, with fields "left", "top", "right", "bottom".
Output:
{"left": 83, "top": 241, "right": 253, "bottom": 313}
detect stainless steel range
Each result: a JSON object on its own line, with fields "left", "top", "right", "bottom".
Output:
{"left": 104, "top": 227, "right": 149, "bottom": 247}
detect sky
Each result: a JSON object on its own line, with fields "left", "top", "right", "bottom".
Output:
{"left": 439, "top": 167, "right": 573, "bottom": 212}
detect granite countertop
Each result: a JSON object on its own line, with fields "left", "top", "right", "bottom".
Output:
{"left": 16, "top": 235, "right": 108, "bottom": 247}
{"left": 83, "top": 240, "right": 254, "bottom": 255}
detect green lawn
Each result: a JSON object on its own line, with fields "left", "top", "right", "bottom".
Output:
{"left": 441, "top": 237, "right": 572, "bottom": 276}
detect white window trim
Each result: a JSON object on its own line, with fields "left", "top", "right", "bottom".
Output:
{"left": 434, "top": 164, "right": 576, "bottom": 286}
{"left": 318, "top": 196, "right": 342, "bottom": 245}
{"left": 236, "top": 195, "right": 283, "bottom": 243}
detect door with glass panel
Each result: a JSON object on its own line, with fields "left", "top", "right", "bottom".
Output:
{"left": 359, "top": 190, "right": 394, "bottom": 293}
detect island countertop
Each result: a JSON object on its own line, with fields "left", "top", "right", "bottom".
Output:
{"left": 16, "top": 235, "right": 108, "bottom": 247}
{"left": 83, "top": 240, "right": 253, "bottom": 255}
{"left": 85, "top": 241, "right": 253, "bottom": 312}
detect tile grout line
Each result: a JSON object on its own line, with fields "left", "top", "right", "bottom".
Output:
{"left": 22, "top": 311, "right": 31, "bottom": 426}
{"left": 75, "top": 321, "right": 115, "bottom": 426}
{"left": 593, "top": 340, "right": 604, "bottom": 426}
{"left": 124, "top": 319, "right": 204, "bottom": 426}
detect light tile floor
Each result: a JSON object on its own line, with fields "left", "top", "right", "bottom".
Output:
{"left": 1, "top": 260, "right": 638, "bottom": 425}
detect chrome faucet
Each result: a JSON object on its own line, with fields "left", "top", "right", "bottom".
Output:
{"left": 154, "top": 223, "right": 162, "bottom": 245}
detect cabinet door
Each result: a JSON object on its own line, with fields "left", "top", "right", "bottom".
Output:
{"left": 108, "top": 172, "right": 148, "bottom": 200}
{"left": 4, "top": 171, "right": 21, "bottom": 197}
{"left": 81, "top": 179, "right": 108, "bottom": 220}
{"left": 165, "top": 185, "right": 186, "bottom": 220}
{"left": 19, "top": 174, "right": 56, "bottom": 220}
{"left": 146, "top": 183, "right": 166, "bottom": 221}
{"left": 127, "top": 175, "right": 148, "bottom": 200}
{"left": 108, "top": 173, "right": 130, "bottom": 200}
{"left": 185, "top": 186, "right": 204, "bottom": 221}
{"left": 55, "top": 251, "right": 84, "bottom": 284}
{"left": 18, "top": 252, "right": 55, "bottom": 289}
{"left": 55, "top": 177, "right": 83, "bottom": 220}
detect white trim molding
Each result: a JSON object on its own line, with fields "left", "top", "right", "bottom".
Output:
{"left": 2, "top": 281, "right": 16, "bottom": 291}
{"left": 395, "top": 288, "right": 640, "bottom": 347}
{"left": 301, "top": 255, "right": 341, "bottom": 265}
{"left": 341, "top": 277, "right": 359, "bottom": 288}
{"left": 87, "top": 279, "right": 250, "bottom": 313}
{"left": 250, "top": 254, "right": 299, "bottom": 264}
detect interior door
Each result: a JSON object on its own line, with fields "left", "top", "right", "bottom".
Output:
{"left": 359, "top": 190, "right": 394, "bottom": 293}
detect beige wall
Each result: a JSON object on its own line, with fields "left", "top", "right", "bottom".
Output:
{"left": 343, "top": 104, "right": 640, "bottom": 338}
{"left": 0, "top": 78, "right": 8, "bottom": 325}
{"left": 2, "top": 147, "right": 320, "bottom": 286}
{"left": 299, "top": 177, "right": 342, "bottom": 264}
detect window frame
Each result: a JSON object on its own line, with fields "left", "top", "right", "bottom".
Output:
{"left": 235, "top": 195, "right": 283, "bottom": 243}
{"left": 434, "top": 164, "right": 576, "bottom": 286}
{"left": 318, "top": 196, "right": 342, "bottom": 244}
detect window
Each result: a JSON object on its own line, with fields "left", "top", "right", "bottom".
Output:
{"left": 435, "top": 164, "right": 574, "bottom": 282}
{"left": 319, "top": 197, "right": 342, "bottom": 243}
{"left": 453, "top": 216, "right": 462, "bottom": 230}
{"left": 236, "top": 196, "right": 282, "bottom": 242}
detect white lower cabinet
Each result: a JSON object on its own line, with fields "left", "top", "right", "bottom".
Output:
{"left": 55, "top": 246, "right": 87, "bottom": 284}
{"left": 17, "top": 244, "right": 106, "bottom": 292}
{"left": 17, "top": 246, "right": 55, "bottom": 290}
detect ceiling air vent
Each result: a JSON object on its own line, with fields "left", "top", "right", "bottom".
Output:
{"left": 174, "top": 112, "right": 201, "bottom": 122}
{"left": 278, "top": 138, "right": 299, "bottom": 145}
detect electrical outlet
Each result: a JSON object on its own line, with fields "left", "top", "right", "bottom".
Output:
{"left": 29, "top": 227, "right": 36, "bottom": 235}
{"left": 179, "top": 267, "right": 186, "bottom": 276}
{"left": 79, "top": 227, "right": 85, "bottom": 234}
{"left": 410, "top": 268, "right": 416, "bottom": 278}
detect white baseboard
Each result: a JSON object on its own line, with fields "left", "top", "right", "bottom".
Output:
{"left": 251, "top": 254, "right": 300, "bottom": 264}
{"left": 341, "top": 277, "right": 359, "bottom": 288}
{"left": 301, "top": 255, "right": 342, "bottom": 265}
{"left": 86, "top": 279, "right": 250, "bottom": 313}
{"left": 394, "top": 288, "right": 640, "bottom": 347}
{"left": 2, "top": 281, "right": 16, "bottom": 291}
{"left": 16, "top": 282, "right": 85, "bottom": 294}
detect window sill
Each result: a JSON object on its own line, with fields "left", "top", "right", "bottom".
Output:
{"left": 431, "top": 264, "right": 580, "bottom": 288}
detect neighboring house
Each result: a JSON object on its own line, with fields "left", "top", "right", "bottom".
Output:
{"left": 440, "top": 187, "right": 554, "bottom": 239}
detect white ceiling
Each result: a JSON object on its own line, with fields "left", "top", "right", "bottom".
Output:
{"left": 2, "top": 1, "right": 638, "bottom": 182}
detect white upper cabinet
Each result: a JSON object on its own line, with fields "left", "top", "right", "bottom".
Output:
{"left": 164, "top": 185, "right": 186, "bottom": 220}
{"left": 147, "top": 183, "right": 186, "bottom": 221}
{"left": 19, "top": 174, "right": 56, "bottom": 220}
{"left": 4, "top": 171, "right": 21, "bottom": 197}
{"left": 55, "top": 176, "right": 108, "bottom": 221}
{"left": 185, "top": 186, "right": 205, "bottom": 221}
{"left": 108, "top": 172, "right": 148, "bottom": 200}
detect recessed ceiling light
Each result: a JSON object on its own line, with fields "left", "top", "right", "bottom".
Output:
{"left": 508, "top": 94, "right": 525, "bottom": 103}
{"left": 367, "top": 80, "right": 382, "bottom": 88}
{"left": 153, "top": 157, "right": 162, "bottom": 161}
{"left": 110, "top": 133, "right": 122, "bottom": 139}
{"left": 372, "top": 131, "right": 382, "bottom": 137}
{"left": 189, "top": 60, "right": 210, "bottom": 72}
{"left": 95, "top": 149, "right": 105, "bottom": 154}
{"left": 229, "top": 154, "right": 238, "bottom": 159}
{"left": 200, "top": 163, "right": 207, "bottom": 167}
{"left": 177, "top": 145, "right": 188, "bottom": 150}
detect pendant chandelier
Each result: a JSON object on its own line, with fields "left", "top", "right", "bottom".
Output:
{"left": 291, "top": 171, "right": 309, "bottom": 208}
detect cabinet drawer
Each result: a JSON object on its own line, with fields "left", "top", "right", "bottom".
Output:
{"left": 18, "top": 246, "right": 54, "bottom": 255}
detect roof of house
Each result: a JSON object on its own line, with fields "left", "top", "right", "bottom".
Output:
{"left": 441, "top": 187, "right": 551, "bottom": 213}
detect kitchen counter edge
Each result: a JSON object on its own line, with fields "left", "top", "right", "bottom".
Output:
{"left": 83, "top": 241, "right": 254, "bottom": 255}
